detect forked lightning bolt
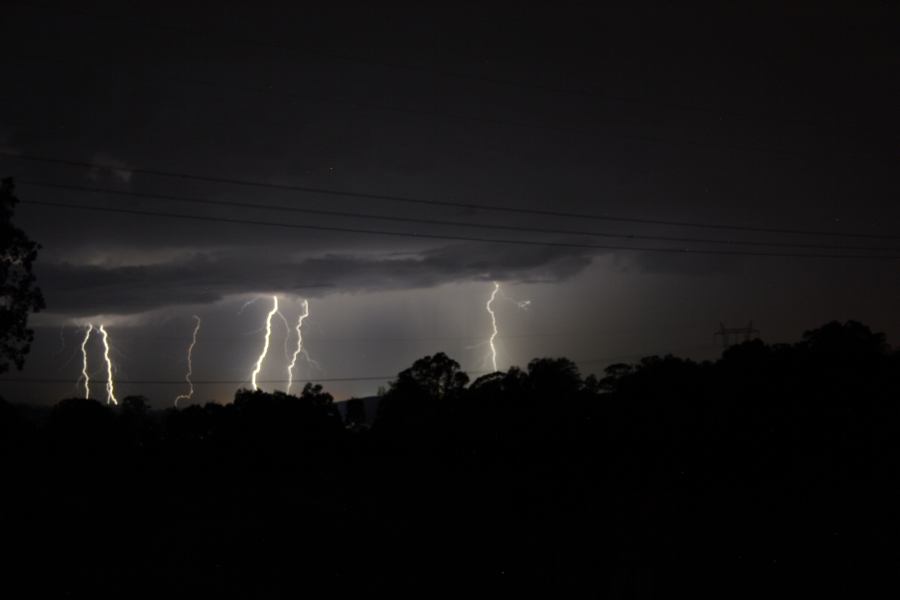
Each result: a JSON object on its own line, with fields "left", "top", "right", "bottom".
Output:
{"left": 250, "top": 295, "right": 279, "bottom": 391}
{"left": 79, "top": 324, "right": 94, "bottom": 399}
{"left": 99, "top": 324, "right": 117, "bottom": 405}
{"left": 487, "top": 281, "right": 500, "bottom": 372}
{"left": 174, "top": 315, "right": 201, "bottom": 407}
{"left": 286, "top": 299, "right": 310, "bottom": 395}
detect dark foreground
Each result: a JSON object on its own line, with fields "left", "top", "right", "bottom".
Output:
{"left": 3, "top": 321, "right": 899, "bottom": 597}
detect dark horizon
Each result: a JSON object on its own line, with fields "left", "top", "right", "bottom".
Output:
{"left": 3, "top": 319, "right": 899, "bottom": 596}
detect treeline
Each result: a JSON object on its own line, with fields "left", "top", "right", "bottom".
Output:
{"left": 2, "top": 320, "right": 898, "bottom": 596}
{"left": 5, "top": 319, "right": 896, "bottom": 473}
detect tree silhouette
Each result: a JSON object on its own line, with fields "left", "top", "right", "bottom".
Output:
{"left": 121, "top": 395, "right": 150, "bottom": 415}
{"left": 343, "top": 397, "right": 368, "bottom": 430}
{"left": 2, "top": 321, "right": 899, "bottom": 596}
{"left": 0, "top": 178, "right": 45, "bottom": 373}
{"left": 0, "top": 395, "right": 31, "bottom": 452}
{"left": 119, "top": 395, "right": 156, "bottom": 450}
{"left": 393, "top": 352, "right": 470, "bottom": 399}
{"left": 299, "top": 382, "right": 335, "bottom": 408}
{"left": 526, "top": 357, "right": 582, "bottom": 397}
{"left": 46, "top": 397, "right": 116, "bottom": 458}
{"left": 802, "top": 320, "right": 888, "bottom": 362}
{"left": 375, "top": 352, "right": 469, "bottom": 435}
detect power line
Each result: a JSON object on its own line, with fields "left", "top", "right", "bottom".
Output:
{"left": 4, "top": 151, "right": 898, "bottom": 241}
{"left": 17, "top": 199, "right": 900, "bottom": 261}
{"left": 19, "top": 180, "right": 899, "bottom": 254}
{"left": 0, "top": 350, "right": 721, "bottom": 385}
{"left": 0, "top": 350, "right": 722, "bottom": 386}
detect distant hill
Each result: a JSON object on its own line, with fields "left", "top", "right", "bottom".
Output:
{"left": 336, "top": 395, "right": 380, "bottom": 426}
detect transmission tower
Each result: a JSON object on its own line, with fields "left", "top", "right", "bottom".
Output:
{"left": 714, "top": 321, "right": 760, "bottom": 349}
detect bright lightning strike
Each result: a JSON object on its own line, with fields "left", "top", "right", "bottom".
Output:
{"left": 286, "top": 299, "right": 310, "bottom": 396}
{"left": 79, "top": 324, "right": 94, "bottom": 399}
{"left": 250, "top": 295, "right": 279, "bottom": 391}
{"left": 174, "top": 315, "right": 201, "bottom": 407}
{"left": 99, "top": 325, "right": 117, "bottom": 405}
{"left": 487, "top": 281, "right": 500, "bottom": 372}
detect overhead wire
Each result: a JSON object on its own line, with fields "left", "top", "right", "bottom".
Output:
{"left": 3, "top": 151, "right": 898, "bottom": 241}
{"left": 16, "top": 198, "right": 900, "bottom": 260}
{"left": 17, "top": 180, "right": 900, "bottom": 253}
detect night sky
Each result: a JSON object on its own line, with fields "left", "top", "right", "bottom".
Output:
{"left": 1, "top": 1, "right": 897, "bottom": 405}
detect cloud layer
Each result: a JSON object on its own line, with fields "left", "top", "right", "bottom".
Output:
{"left": 37, "top": 243, "right": 594, "bottom": 316}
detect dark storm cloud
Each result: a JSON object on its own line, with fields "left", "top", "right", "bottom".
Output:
{"left": 37, "top": 243, "right": 594, "bottom": 315}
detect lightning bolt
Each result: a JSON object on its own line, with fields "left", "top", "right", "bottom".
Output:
{"left": 250, "top": 295, "right": 279, "bottom": 391}
{"left": 57, "top": 325, "right": 67, "bottom": 356}
{"left": 237, "top": 296, "right": 261, "bottom": 315}
{"left": 174, "top": 315, "right": 201, "bottom": 407}
{"left": 487, "top": 281, "right": 500, "bottom": 372}
{"left": 499, "top": 286, "right": 531, "bottom": 310}
{"left": 286, "top": 299, "right": 310, "bottom": 395}
{"left": 99, "top": 324, "right": 117, "bottom": 405}
{"left": 79, "top": 324, "right": 94, "bottom": 399}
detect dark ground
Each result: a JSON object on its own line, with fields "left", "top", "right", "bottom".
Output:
{"left": 3, "top": 321, "right": 899, "bottom": 597}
